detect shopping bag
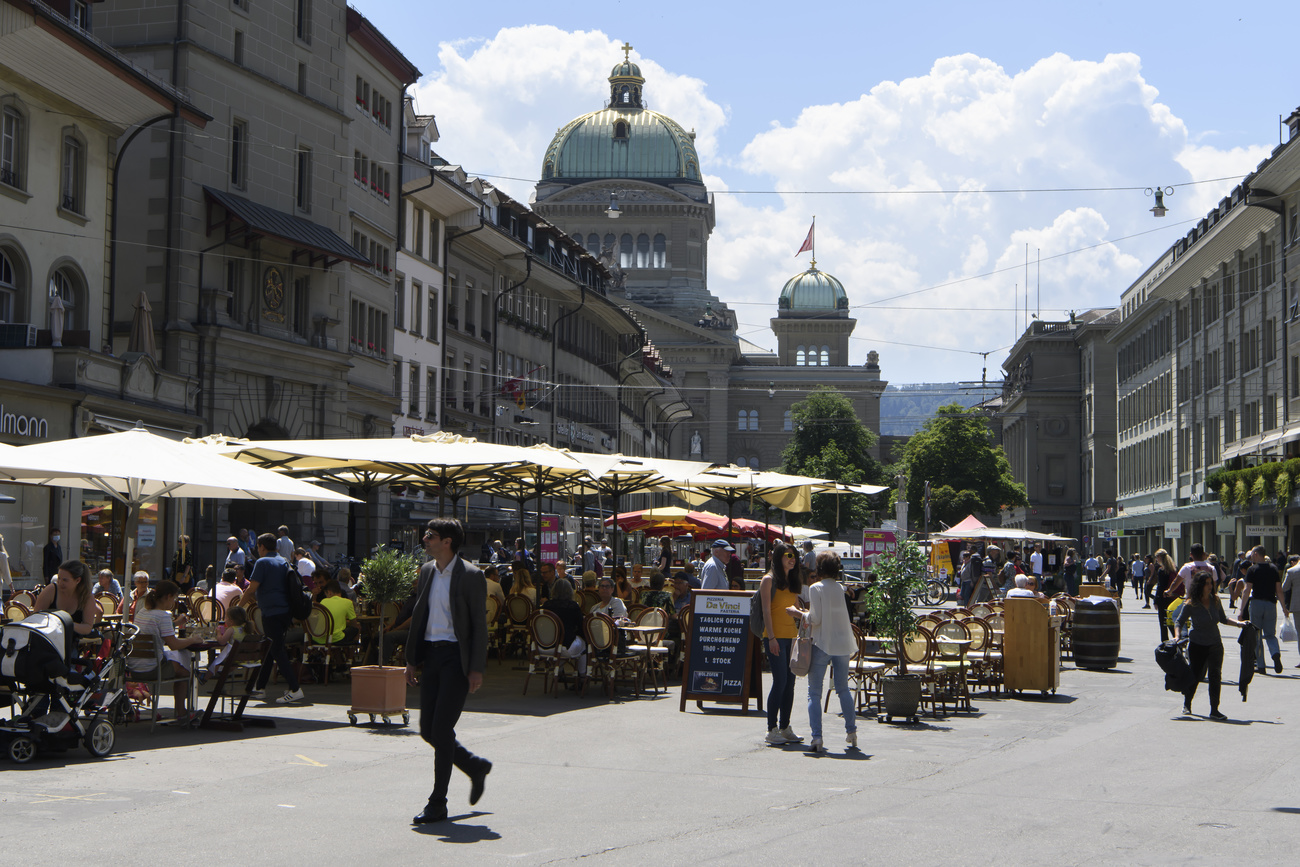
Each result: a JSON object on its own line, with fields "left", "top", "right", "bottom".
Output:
{"left": 1280, "top": 615, "right": 1298, "bottom": 643}
{"left": 789, "top": 620, "right": 812, "bottom": 677}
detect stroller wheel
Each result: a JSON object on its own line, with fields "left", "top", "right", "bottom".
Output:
{"left": 85, "top": 718, "right": 115, "bottom": 758}
{"left": 8, "top": 735, "right": 38, "bottom": 764}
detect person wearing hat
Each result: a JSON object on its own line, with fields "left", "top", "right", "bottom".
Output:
{"left": 801, "top": 540, "right": 817, "bottom": 575}
{"left": 700, "top": 539, "right": 733, "bottom": 591}
{"left": 307, "top": 539, "right": 330, "bottom": 571}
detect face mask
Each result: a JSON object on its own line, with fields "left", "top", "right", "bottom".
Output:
{"left": 52, "top": 535, "right": 61, "bottom": 543}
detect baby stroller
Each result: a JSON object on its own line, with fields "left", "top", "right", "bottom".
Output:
{"left": 0, "top": 610, "right": 129, "bottom": 763}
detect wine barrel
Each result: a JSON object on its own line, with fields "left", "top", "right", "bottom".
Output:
{"left": 1072, "top": 597, "right": 1120, "bottom": 669}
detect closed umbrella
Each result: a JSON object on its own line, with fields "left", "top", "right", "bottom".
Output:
{"left": 127, "top": 291, "right": 158, "bottom": 359}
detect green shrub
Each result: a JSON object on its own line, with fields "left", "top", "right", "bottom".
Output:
{"left": 1251, "top": 474, "right": 1269, "bottom": 502}
{"left": 1277, "top": 471, "right": 1293, "bottom": 505}
{"left": 1234, "top": 478, "right": 1250, "bottom": 507}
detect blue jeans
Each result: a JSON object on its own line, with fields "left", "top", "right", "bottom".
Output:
{"left": 765, "top": 637, "right": 795, "bottom": 731}
{"left": 806, "top": 644, "right": 855, "bottom": 741}
{"left": 1249, "top": 599, "right": 1280, "bottom": 668}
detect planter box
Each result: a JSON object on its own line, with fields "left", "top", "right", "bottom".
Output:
{"left": 348, "top": 665, "right": 408, "bottom": 726}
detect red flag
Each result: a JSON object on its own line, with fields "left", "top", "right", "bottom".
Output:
{"left": 796, "top": 219, "right": 814, "bottom": 256}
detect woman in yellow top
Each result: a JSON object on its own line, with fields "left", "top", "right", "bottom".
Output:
{"left": 761, "top": 542, "right": 805, "bottom": 745}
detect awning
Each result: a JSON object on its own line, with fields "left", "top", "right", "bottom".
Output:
{"left": 203, "top": 186, "right": 370, "bottom": 269}
{"left": 1221, "top": 427, "right": 1300, "bottom": 461}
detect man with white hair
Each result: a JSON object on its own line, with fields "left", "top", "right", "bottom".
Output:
{"left": 1005, "top": 574, "right": 1041, "bottom": 599}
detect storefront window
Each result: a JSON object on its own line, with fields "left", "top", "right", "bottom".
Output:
{"left": 79, "top": 493, "right": 160, "bottom": 577}
{"left": 0, "top": 482, "right": 50, "bottom": 590}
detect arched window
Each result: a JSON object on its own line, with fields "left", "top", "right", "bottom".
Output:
{"left": 737, "top": 411, "right": 747, "bottom": 431}
{"left": 586, "top": 233, "right": 600, "bottom": 254}
{"left": 652, "top": 234, "right": 667, "bottom": 268}
{"left": 604, "top": 232, "right": 616, "bottom": 254}
{"left": 619, "top": 234, "right": 633, "bottom": 269}
{"left": 620, "top": 86, "right": 630, "bottom": 104}
{"left": 613, "top": 121, "right": 628, "bottom": 140}
{"left": 748, "top": 457, "right": 760, "bottom": 470}
{"left": 0, "top": 249, "right": 17, "bottom": 322}
{"left": 820, "top": 346, "right": 830, "bottom": 366}
{"left": 796, "top": 346, "right": 806, "bottom": 366}
{"left": 783, "top": 410, "right": 793, "bottom": 432}
{"left": 748, "top": 410, "right": 758, "bottom": 431}
{"left": 635, "top": 234, "right": 650, "bottom": 268}
{"left": 50, "top": 267, "right": 83, "bottom": 330}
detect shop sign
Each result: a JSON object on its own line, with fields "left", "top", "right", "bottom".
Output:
{"left": 1163, "top": 522, "right": 1181, "bottom": 539}
{"left": 566, "top": 422, "right": 595, "bottom": 445}
{"left": 0, "top": 404, "right": 50, "bottom": 439}
{"left": 1245, "top": 524, "right": 1284, "bottom": 537}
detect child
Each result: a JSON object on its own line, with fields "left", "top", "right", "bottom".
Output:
{"left": 201, "top": 605, "right": 249, "bottom": 684}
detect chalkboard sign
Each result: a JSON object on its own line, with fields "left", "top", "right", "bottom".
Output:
{"left": 679, "top": 589, "right": 762, "bottom": 712}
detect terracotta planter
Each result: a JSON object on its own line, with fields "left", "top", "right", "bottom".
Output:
{"left": 348, "top": 665, "right": 409, "bottom": 726}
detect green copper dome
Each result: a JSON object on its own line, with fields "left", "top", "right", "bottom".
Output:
{"left": 778, "top": 266, "right": 849, "bottom": 312}
{"left": 541, "top": 49, "right": 703, "bottom": 183}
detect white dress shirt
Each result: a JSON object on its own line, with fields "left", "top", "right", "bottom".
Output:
{"left": 424, "top": 557, "right": 458, "bottom": 643}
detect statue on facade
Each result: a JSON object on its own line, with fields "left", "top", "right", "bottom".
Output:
{"left": 690, "top": 429, "right": 702, "bottom": 457}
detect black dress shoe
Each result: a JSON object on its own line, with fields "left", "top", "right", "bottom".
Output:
{"left": 468, "top": 760, "right": 492, "bottom": 806}
{"left": 412, "top": 804, "right": 448, "bottom": 824}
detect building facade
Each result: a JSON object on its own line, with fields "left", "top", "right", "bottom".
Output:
{"left": 91, "top": 0, "right": 418, "bottom": 559}
{"left": 0, "top": 0, "right": 206, "bottom": 582}
{"left": 1096, "top": 110, "right": 1300, "bottom": 558}
{"left": 998, "top": 309, "right": 1119, "bottom": 546}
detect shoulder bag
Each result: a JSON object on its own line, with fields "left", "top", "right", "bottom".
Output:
{"left": 789, "top": 618, "right": 812, "bottom": 677}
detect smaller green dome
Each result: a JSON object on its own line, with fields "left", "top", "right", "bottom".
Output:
{"left": 778, "top": 266, "right": 849, "bottom": 312}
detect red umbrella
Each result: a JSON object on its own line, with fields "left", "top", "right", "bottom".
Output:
{"left": 605, "top": 507, "right": 731, "bottom": 538}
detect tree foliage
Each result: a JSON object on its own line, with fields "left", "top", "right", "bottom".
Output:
{"left": 899, "top": 403, "right": 1027, "bottom": 528}
{"left": 780, "top": 387, "right": 884, "bottom": 538}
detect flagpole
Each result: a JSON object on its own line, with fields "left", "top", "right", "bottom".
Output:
{"left": 811, "top": 215, "right": 816, "bottom": 269}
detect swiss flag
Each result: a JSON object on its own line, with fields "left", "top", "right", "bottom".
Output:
{"left": 796, "top": 219, "right": 814, "bottom": 256}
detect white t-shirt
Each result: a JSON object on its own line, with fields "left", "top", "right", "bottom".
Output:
{"left": 129, "top": 607, "right": 189, "bottom": 673}
{"left": 1029, "top": 551, "right": 1043, "bottom": 575}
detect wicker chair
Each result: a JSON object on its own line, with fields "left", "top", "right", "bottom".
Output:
{"left": 523, "top": 610, "right": 567, "bottom": 696}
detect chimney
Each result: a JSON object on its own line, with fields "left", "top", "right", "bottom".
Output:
{"left": 1288, "top": 107, "right": 1300, "bottom": 142}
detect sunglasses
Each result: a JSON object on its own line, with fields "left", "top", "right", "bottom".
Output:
{"left": 782, "top": 552, "right": 796, "bottom": 559}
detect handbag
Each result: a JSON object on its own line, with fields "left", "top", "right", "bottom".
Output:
{"left": 789, "top": 619, "right": 812, "bottom": 677}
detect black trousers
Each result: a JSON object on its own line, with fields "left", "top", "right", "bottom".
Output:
{"left": 419, "top": 640, "right": 484, "bottom": 808}
{"left": 255, "top": 612, "right": 300, "bottom": 691}
{"left": 1184, "top": 641, "right": 1223, "bottom": 712}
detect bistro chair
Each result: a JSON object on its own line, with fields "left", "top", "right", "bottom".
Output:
{"left": 11, "top": 590, "right": 35, "bottom": 609}
{"left": 193, "top": 596, "right": 224, "bottom": 626}
{"left": 583, "top": 613, "right": 638, "bottom": 699}
{"left": 4, "top": 601, "right": 31, "bottom": 622}
{"left": 484, "top": 595, "right": 502, "bottom": 662}
{"left": 900, "top": 626, "right": 943, "bottom": 717}
{"left": 969, "top": 602, "right": 994, "bottom": 618}
{"left": 248, "top": 604, "right": 264, "bottom": 636}
{"left": 629, "top": 607, "right": 669, "bottom": 694}
{"left": 577, "top": 589, "right": 600, "bottom": 614}
{"left": 828, "top": 625, "right": 891, "bottom": 715}
{"left": 124, "top": 634, "right": 194, "bottom": 732}
{"left": 95, "top": 593, "right": 119, "bottom": 620}
{"left": 523, "top": 609, "right": 566, "bottom": 696}
{"left": 299, "top": 603, "right": 338, "bottom": 684}
{"left": 503, "top": 594, "right": 535, "bottom": 659}
{"left": 932, "top": 619, "right": 973, "bottom": 712}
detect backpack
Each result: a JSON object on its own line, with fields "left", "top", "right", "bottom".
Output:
{"left": 285, "top": 564, "right": 312, "bottom": 620}
{"left": 1155, "top": 638, "right": 1192, "bottom": 693}
{"left": 749, "top": 589, "right": 765, "bottom": 638}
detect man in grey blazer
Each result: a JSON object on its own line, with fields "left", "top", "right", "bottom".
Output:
{"left": 406, "top": 517, "right": 492, "bottom": 824}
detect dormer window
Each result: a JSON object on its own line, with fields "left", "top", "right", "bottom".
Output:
{"left": 613, "top": 121, "right": 629, "bottom": 140}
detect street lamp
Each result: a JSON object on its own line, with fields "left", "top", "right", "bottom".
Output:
{"left": 1145, "top": 185, "right": 1173, "bottom": 217}
{"left": 606, "top": 192, "right": 621, "bottom": 219}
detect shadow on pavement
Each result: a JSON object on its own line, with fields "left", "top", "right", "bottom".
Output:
{"left": 413, "top": 811, "right": 501, "bottom": 843}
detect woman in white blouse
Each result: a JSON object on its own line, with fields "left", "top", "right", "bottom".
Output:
{"left": 787, "top": 550, "right": 857, "bottom": 754}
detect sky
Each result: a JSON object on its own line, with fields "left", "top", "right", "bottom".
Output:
{"left": 363, "top": 0, "right": 1300, "bottom": 385}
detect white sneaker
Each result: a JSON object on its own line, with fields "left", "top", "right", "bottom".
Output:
{"left": 765, "top": 727, "right": 788, "bottom": 745}
{"left": 810, "top": 737, "right": 825, "bottom": 754}
{"left": 779, "top": 726, "right": 804, "bottom": 743}
{"left": 246, "top": 689, "right": 265, "bottom": 700}
{"left": 276, "top": 688, "right": 305, "bottom": 704}
{"left": 847, "top": 731, "right": 858, "bottom": 748}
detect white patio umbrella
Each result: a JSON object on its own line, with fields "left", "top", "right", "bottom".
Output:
{"left": 0, "top": 425, "right": 356, "bottom": 574}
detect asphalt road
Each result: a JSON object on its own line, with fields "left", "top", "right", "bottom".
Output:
{"left": 2, "top": 605, "right": 1297, "bottom": 865}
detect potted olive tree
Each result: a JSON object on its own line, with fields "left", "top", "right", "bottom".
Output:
{"left": 863, "top": 538, "right": 929, "bottom": 723}
{"left": 349, "top": 547, "right": 420, "bottom": 726}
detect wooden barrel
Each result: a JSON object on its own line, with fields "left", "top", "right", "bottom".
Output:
{"left": 1072, "top": 598, "right": 1120, "bottom": 669}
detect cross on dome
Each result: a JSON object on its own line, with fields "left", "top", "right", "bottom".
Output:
{"left": 621, "top": 41, "right": 633, "bottom": 62}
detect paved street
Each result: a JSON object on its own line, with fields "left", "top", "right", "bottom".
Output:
{"left": 2, "top": 606, "right": 1297, "bottom": 865}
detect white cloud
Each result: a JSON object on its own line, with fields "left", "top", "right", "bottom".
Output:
{"left": 416, "top": 34, "right": 1272, "bottom": 381}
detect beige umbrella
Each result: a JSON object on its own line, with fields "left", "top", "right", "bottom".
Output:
{"left": 127, "top": 291, "right": 157, "bottom": 358}
{"left": 1, "top": 425, "right": 356, "bottom": 574}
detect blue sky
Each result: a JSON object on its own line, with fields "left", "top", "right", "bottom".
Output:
{"left": 364, "top": 0, "right": 1299, "bottom": 384}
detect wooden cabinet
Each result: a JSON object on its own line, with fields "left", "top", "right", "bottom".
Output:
{"left": 1002, "top": 598, "right": 1061, "bottom": 694}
